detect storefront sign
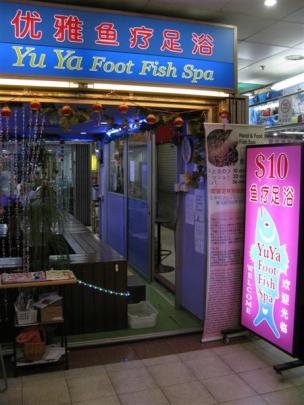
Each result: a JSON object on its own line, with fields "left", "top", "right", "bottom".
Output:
{"left": 242, "top": 145, "right": 301, "bottom": 355}
{"left": 0, "top": 1, "right": 235, "bottom": 90}
{"left": 202, "top": 124, "right": 265, "bottom": 341}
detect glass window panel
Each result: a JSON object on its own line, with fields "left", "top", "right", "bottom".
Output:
{"left": 109, "top": 140, "right": 124, "bottom": 194}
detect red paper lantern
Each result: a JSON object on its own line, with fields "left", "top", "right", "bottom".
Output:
{"left": 1, "top": 105, "right": 11, "bottom": 118}
{"left": 173, "top": 116, "right": 184, "bottom": 128}
{"left": 61, "top": 104, "right": 72, "bottom": 117}
{"left": 92, "top": 103, "right": 103, "bottom": 113}
{"left": 146, "top": 114, "right": 157, "bottom": 125}
{"left": 30, "top": 100, "right": 41, "bottom": 111}
{"left": 118, "top": 103, "right": 128, "bottom": 114}
{"left": 219, "top": 110, "right": 230, "bottom": 119}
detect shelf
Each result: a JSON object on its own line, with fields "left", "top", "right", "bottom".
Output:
{"left": 15, "top": 345, "right": 65, "bottom": 367}
{"left": 15, "top": 318, "right": 64, "bottom": 328}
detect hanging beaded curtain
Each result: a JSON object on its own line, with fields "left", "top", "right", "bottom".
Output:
{"left": 0, "top": 103, "right": 46, "bottom": 271}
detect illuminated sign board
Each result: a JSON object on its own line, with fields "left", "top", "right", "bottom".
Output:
{"left": 0, "top": 1, "right": 235, "bottom": 90}
{"left": 242, "top": 144, "right": 304, "bottom": 356}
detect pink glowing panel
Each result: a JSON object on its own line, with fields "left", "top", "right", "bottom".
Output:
{"left": 242, "top": 145, "right": 301, "bottom": 354}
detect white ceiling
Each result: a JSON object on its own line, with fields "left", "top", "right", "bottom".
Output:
{"left": 48, "top": 0, "right": 304, "bottom": 89}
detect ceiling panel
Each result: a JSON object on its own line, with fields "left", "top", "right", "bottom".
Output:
{"left": 239, "top": 49, "right": 304, "bottom": 84}
{"left": 145, "top": 0, "right": 230, "bottom": 10}
{"left": 247, "top": 21, "right": 304, "bottom": 47}
{"left": 221, "top": 0, "right": 304, "bottom": 19}
{"left": 284, "top": 7, "right": 304, "bottom": 23}
{"left": 237, "top": 58, "right": 254, "bottom": 69}
{"left": 217, "top": 13, "right": 275, "bottom": 40}
{"left": 237, "top": 41, "right": 288, "bottom": 61}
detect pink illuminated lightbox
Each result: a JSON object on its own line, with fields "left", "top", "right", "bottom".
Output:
{"left": 242, "top": 144, "right": 304, "bottom": 357}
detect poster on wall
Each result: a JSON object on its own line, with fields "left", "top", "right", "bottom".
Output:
{"left": 242, "top": 144, "right": 303, "bottom": 356}
{"left": 202, "top": 124, "right": 265, "bottom": 341}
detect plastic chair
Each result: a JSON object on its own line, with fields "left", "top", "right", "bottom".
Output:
{"left": 0, "top": 343, "right": 8, "bottom": 393}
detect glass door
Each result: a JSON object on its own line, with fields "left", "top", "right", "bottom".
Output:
{"left": 127, "top": 132, "right": 154, "bottom": 279}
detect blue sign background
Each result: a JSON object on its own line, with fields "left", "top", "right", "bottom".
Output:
{"left": 0, "top": 1, "right": 236, "bottom": 90}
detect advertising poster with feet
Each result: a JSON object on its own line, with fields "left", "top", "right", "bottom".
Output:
{"left": 202, "top": 124, "right": 264, "bottom": 341}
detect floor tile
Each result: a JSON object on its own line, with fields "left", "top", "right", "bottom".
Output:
{"left": 162, "top": 380, "right": 217, "bottom": 405}
{"left": 220, "top": 395, "right": 268, "bottom": 404}
{"left": 119, "top": 388, "right": 169, "bottom": 405}
{"left": 178, "top": 348, "right": 216, "bottom": 362}
{"left": 108, "top": 366, "right": 157, "bottom": 394}
{"left": 221, "top": 350, "right": 268, "bottom": 373}
{"left": 0, "top": 381, "right": 22, "bottom": 405}
{"left": 97, "top": 345, "right": 138, "bottom": 365}
{"left": 166, "top": 334, "right": 204, "bottom": 353}
{"left": 67, "top": 374, "right": 115, "bottom": 402}
{"left": 142, "top": 354, "right": 180, "bottom": 367}
{"left": 22, "top": 370, "right": 65, "bottom": 385}
{"left": 284, "top": 366, "right": 304, "bottom": 386}
{"left": 185, "top": 355, "right": 233, "bottom": 380}
{"left": 105, "top": 359, "right": 143, "bottom": 373}
{"left": 262, "top": 386, "right": 304, "bottom": 404}
{"left": 147, "top": 361, "right": 195, "bottom": 387}
{"left": 65, "top": 364, "right": 107, "bottom": 379}
{"left": 240, "top": 366, "right": 294, "bottom": 394}
{"left": 213, "top": 343, "right": 248, "bottom": 356}
{"left": 72, "top": 395, "right": 120, "bottom": 405}
{"left": 203, "top": 373, "right": 256, "bottom": 402}
{"left": 132, "top": 340, "right": 174, "bottom": 359}
{"left": 23, "top": 379, "right": 70, "bottom": 405}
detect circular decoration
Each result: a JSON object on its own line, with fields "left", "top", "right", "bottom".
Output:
{"left": 30, "top": 100, "right": 41, "bottom": 111}
{"left": 181, "top": 136, "right": 193, "bottom": 164}
{"left": 92, "top": 103, "right": 103, "bottom": 113}
{"left": 173, "top": 116, "right": 184, "bottom": 128}
{"left": 1, "top": 105, "right": 11, "bottom": 118}
{"left": 146, "top": 114, "right": 157, "bottom": 125}
{"left": 61, "top": 104, "right": 73, "bottom": 117}
{"left": 118, "top": 103, "right": 128, "bottom": 114}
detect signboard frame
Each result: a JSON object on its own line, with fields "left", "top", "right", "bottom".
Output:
{"left": 0, "top": 0, "right": 237, "bottom": 93}
{"left": 241, "top": 143, "right": 304, "bottom": 359}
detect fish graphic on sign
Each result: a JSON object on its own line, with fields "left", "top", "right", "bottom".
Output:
{"left": 250, "top": 207, "right": 289, "bottom": 338}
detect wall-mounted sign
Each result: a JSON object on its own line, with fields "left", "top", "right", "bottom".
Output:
{"left": 0, "top": 1, "right": 236, "bottom": 90}
{"left": 242, "top": 144, "right": 304, "bottom": 357}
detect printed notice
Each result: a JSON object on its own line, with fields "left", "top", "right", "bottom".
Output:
{"left": 185, "top": 194, "right": 195, "bottom": 225}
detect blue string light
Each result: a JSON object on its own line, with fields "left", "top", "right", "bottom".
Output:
{"left": 77, "top": 279, "right": 130, "bottom": 297}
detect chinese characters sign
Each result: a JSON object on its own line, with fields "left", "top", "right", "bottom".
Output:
{"left": 242, "top": 145, "right": 301, "bottom": 354}
{"left": 0, "top": 2, "right": 235, "bottom": 89}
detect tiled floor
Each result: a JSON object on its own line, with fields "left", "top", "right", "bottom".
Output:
{"left": 2, "top": 334, "right": 304, "bottom": 404}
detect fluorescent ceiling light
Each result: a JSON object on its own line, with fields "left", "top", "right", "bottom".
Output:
{"left": 0, "top": 78, "right": 78, "bottom": 88}
{"left": 264, "top": 0, "right": 277, "bottom": 7}
{"left": 88, "top": 82, "right": 229, "bottom": 97}
{"left": 271, "top": 73, "right": 304, "bottom": 91}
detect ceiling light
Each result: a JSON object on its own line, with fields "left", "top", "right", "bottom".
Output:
{"left": 80, "top": 132, "right": 87, "bottom": 135}
{"left": 273, "top": 132, "right": 278, "bottom": 136}
{"left": 285, "top": 54, "right": 304, "bottom": 61}
{"left": 0, "top": 78, "right": 78, "bottom": 88}
{"left": 271, "top": 73, "right": 304, "bottom": 91}
{"left": 88, "top": 82, "right": 229, "bottom": 97}
{"left": 264, "top": 0, "right": 277, "bottom": 7}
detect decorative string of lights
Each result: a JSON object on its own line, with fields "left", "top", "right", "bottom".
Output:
{"left": 77, "top": 279, "right": 131, "bottom": 297}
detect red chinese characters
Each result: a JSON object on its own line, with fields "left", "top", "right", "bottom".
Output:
{"left": 95, "top": 23, "right": 119, "bottom": 46}
{"left": 53, "top": 14, "right": 84, "bottom": 43}
{"left": 248, "top": 184, "right": 295, "bottom": 208}
{"left": 11, "top": 9, "right": 42, "bottom": 40}
{"left": 129, "top": 26, "right": 154, "bottom": 49}
{"left": 192, "top": 33, "right": 214, "bottom": 56}
{"left": 160, "top": 29, "right": 183, "bottom": 53}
